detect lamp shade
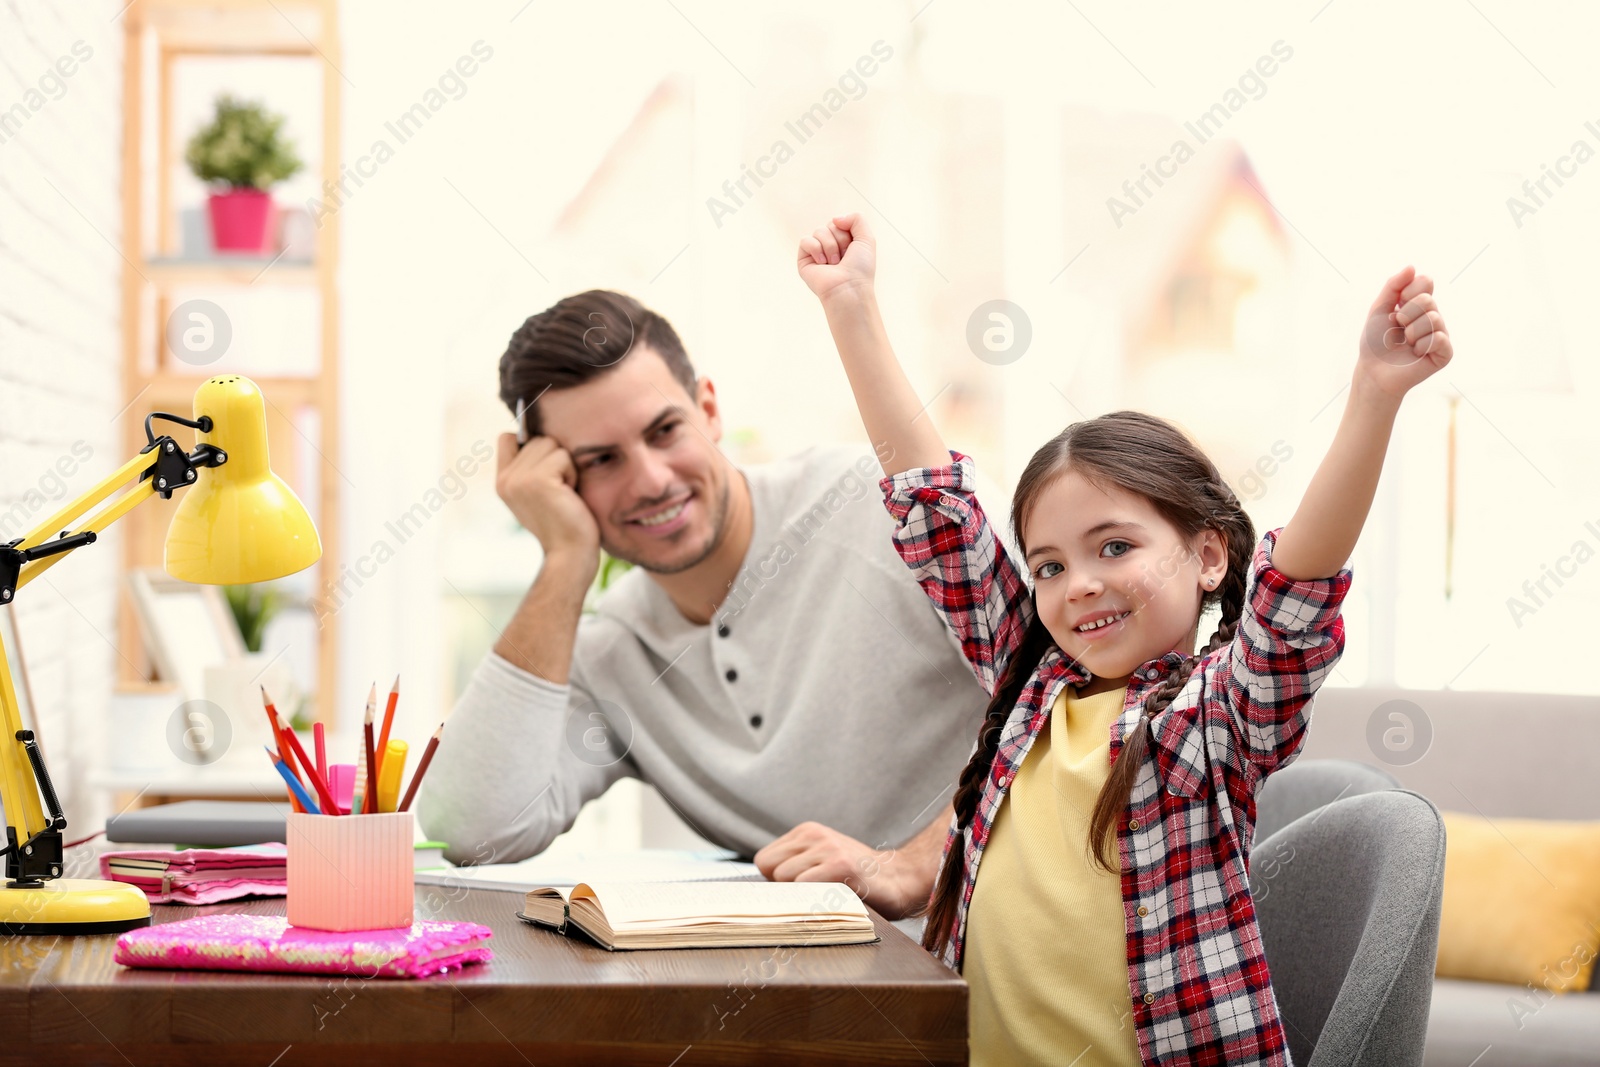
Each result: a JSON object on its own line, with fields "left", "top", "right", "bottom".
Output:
{"left": 163, "top": 375, "right": 322, "bottom": 584}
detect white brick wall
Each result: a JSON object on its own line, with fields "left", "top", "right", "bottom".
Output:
{"left": 0, "top": 1, "right": 123, "bottom": 836}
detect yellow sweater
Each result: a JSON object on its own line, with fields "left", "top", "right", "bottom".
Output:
{"left": 965, "top": 684, "right": 1140, "bottom": 1067}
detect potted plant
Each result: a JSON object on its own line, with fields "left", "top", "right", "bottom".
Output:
{"left": 220, "top": 580, "right": 308, "bottom": 738}
{"left": 224, "top": 582, "right": 281, "bottom": 654}
{"left": 184, "top": 94, "right": 303, "bottom": 253}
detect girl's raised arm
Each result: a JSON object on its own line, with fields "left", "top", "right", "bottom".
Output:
{"left": 1218, "top": 266, "right": 1453, "bottom": 773}
{"left": 1272, "top": 265, "right": 1453, "bottom": 579}
{"left": 797, "top": 213, "right": 950, "bottom": 477}
{"left": 798, "top": 213, "right": 1031, "bottom": 692}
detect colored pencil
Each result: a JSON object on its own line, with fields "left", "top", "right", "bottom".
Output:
{"left": 375, "top": 674, "right": 399, "bottom": 781}
{"left": 314, "top": 721, "right": 327, "bottom": 781}
{"left": 353, "top": 733, "right": 369, "bottom": 814}
{"left": 362, "top": 683, "right": 379, "bottom": 816}
{"left": 274, "top": 707, "right": 340, "bottom": 816}
{"left": 261, "top": 688, "right": 303, "bottom": 813}
{"left": 278, "top": 724, "right": 316, "bottom": 807}
{"left": 265, "top": 746, "right": 320, "bottom": 814}
{"left": 398, "top": 723, "right": 443, "bottom": 813}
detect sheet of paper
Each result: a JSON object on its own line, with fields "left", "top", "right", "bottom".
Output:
{"left": 413, "top": 848, "right": 763, "bottom": 893}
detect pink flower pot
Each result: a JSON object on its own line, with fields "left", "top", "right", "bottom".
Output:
{"left": 207, "top": 188, "right": 276, "bottom": 253}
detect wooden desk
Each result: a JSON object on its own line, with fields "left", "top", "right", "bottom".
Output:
{"left": 0, "top": 848, "right": 968, "bottom": 1066}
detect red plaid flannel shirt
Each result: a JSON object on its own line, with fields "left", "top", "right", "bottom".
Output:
{"left": 882, "top": 452, "right": 1352, "bottom": 1066}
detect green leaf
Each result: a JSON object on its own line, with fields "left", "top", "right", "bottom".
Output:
{"left": 223, "top": 582, "right": 281, "bottom": 653}
{"left": 185, "top": 94, "right": 304, "bottom": 190}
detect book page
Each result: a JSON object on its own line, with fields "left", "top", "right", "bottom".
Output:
{"left": 526, "top": 885, "right": 579, "bottom": 903}
{"left": 417, "top": 848, "right": 761, "bottom": 893}
{"left": 579, "top": 880, "right": 870, "bottom": 930}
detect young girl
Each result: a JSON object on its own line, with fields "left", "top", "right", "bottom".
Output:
{"left": 798, "top": 213, "right": 1452, "bottom": 1066}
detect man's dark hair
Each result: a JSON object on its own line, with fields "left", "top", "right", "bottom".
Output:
{"left": 498, "top": 290, "right": 696, "bottom": 438}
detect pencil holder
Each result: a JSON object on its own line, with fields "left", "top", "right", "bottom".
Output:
{"left": 286, "top": 811, "right": 414, "bottom": 931}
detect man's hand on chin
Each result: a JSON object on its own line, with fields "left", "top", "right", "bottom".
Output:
{"left": 752, "top": 820, "right": 929, "bottom": 920}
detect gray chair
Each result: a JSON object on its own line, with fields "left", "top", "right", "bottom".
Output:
{"left": 1254, "top": 758, "right": 1401, "bottom": 846}
{"left": 1250, "top": 789, "right": 1447, "bottom": 1067}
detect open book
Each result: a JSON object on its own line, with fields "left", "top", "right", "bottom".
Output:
{"left": 415, "top": 847, "right": 761, "bottom": 893}
{"left": 517, "top": 879, "right": 879, "bottom": 951}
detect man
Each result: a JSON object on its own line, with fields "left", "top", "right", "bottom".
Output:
{"left": 418, "top": 290, "right": 985, "bottom": 918}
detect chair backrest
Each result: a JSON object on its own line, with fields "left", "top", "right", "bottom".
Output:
{"left": 1250, "top": 789, "right": 1446, "bottom": 1067}
{"left": 1253, "top": 758, "right": 1400, "bottom": 847}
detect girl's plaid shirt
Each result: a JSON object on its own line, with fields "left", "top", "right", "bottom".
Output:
{"left": 881, "top": 453, "right": 1352, "bottom": 1066}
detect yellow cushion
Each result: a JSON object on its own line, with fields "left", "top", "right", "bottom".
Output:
{"left": 1435, "top": 810, "right": 1600, "bottom": 993}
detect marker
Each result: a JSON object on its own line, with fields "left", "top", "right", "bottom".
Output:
{"left": 328, "top": 763, "right": 356, "bottom": 815}
{"left": 376, "top": 739, "right": 408, "bottom": 814}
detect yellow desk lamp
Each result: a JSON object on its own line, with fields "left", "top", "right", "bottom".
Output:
{"left": 0, "top": 375, "right": 321, "bottom": 935}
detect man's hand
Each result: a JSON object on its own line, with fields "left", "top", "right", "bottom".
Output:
{"left": 797, "top": 212, "right": 876, "bottom": 305}
{"left": 496, "top": 433, "right": 601, "bottom": 584}
{"left": 753, "top": 808, "right": 951, "bottom": 920}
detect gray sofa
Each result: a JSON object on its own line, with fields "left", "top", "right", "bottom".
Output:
{"left": 1292, "top": 687, "right": 1600, "bottom": 1067}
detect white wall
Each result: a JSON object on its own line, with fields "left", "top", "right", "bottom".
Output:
{"left": 312, "top": 0, "right": 1600, "bottom": 855}
{"left": 0, "top": 1, "right": 124, "bottom": 835}
{"left": 15, "top": 0, "right": 1583, "bottom": 851}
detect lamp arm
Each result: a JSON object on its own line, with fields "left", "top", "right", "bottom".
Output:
{"left": 11, "top": 450, "right": 154, "bottom": 555}
{"left": 3, "top": 437, "right": 227, "bottom": 602}
{"left": 0, "top": 431, "right": 227, "bottom": 887}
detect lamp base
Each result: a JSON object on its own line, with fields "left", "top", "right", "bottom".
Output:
{"left": 0, "top": 878, "right": 152, "bottom": 935}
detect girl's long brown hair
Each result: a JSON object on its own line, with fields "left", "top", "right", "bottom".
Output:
{"left": 921, "top": 411, "right": 1256, "bottom": 961}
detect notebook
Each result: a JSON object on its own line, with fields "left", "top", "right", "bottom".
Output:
{"left": 100, "top": 843, "right": 287, "bottom": 904}
{"left": 114, "top": 913, "right": 493, "bottom": 979}
{"left": 105, "top": 800, "right": 290, "bottom": 846}
{"left": 516, "top": 880, "right": 879, "bottom": 951}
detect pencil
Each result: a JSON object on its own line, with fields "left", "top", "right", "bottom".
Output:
{"left": 362, "top": 683, "right": 379, "bottom": 816}
{"left": 516, "top": 396, "right": 528, "bottom": 445}
{"left": 276, "top": 709, "right": 340, "bottom": 816}
{"left": 398, "top": 723, "right": 443, "bottom": 813}
{"left": 314, "top": 721, "right": 327, "bottom": 781}
{"left": 375, "top": 674, "right": 399, "bottom": 781}
{"left": 277, "top": 728, "right": 311, "bottom": 805}
{"left": 353, "top": 731, "right": 368, "bottom": 814}
{"left": 265, "top": 746, "right": 321, "bottom": 814}
{"left": 261, "top": 688, "right": 302, "bottom": 813}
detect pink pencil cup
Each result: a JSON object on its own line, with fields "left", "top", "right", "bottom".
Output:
{"left": 286, "top": 810, "right": 414, "bottom": 931}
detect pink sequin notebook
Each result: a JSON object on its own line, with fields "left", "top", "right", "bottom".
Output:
{"left": 115, "top": 914, "right": 493, "bottom": 979}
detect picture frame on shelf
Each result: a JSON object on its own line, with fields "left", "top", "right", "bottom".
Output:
{"left": 128, "top": 568, "right": 245, "bottom": 700}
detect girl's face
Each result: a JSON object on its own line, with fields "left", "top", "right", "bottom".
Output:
{"left": 1021, "top": 470, "right": 1229, "bottom": 685}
